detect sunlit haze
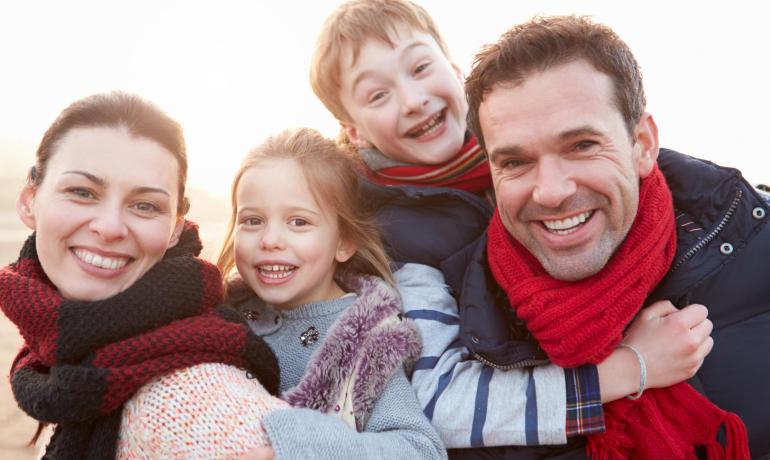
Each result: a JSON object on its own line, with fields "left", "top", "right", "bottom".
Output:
{"left": 2, "top": 1, "right": 769, "bottom": 196}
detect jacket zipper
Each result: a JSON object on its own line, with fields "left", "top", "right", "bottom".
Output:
{"left": 473, "top": 352, "right": 549, "bottom": 370}
{"left": 669, "top": 187, "right": 743, "bottom": 273}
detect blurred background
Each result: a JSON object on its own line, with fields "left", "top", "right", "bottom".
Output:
{"left": 1, "top": 1, "right": 768, "bottom": 457}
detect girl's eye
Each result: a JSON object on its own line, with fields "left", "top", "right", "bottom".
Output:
{"left": 243, "top": 217, "right": 263, "bottom": 226}
{"left": 289, "top": 218, "right": 309, "bottom": 227}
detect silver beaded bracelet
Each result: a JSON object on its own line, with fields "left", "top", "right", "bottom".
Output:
{"left": 619, "top": 343, "right": 646, "bottom": 400}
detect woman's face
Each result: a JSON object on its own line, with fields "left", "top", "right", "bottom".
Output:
{"left": 17, "top": 125, "right": 184, "bottom": 301}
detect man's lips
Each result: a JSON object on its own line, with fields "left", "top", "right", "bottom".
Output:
{"left": 541, "top": 210, "right": 594, "bottom": 236}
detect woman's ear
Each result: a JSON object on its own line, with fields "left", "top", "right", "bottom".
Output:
{"left": 17, "top": 185, "right": 37, "bottom": 230}
{"left": 168, "top": 218, "right": 185, "bottom": 248}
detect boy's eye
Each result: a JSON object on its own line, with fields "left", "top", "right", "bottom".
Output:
{"left": 414, "top": 62, "right": 431, "bottom": 75}
{"left": 368, "top": 91, "right": 387, "bottom": 104}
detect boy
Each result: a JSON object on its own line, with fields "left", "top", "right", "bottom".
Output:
{"left": 309, "top": 1, "right": 609, "bottom": 455}
{"left": 311, "top": 3, "right": 714, "bottom": 459}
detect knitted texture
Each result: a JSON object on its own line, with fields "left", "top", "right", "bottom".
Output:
{"left": 117, "top": 363, "right": 288, "bottom": 459}
{"left": 283, "top": 275, "right": 422, "bottom": 431}
{"left": 0, "top": 222, "right": 280, "bottom": 459}
{"left": 487, "top": 165, "right": 749, "bottom": 459}
{"left": 361, "top": 134, "right": 492, "bottom": 193}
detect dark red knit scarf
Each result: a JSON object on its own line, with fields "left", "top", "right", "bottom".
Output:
{"left": 0, "top": 222, "right": 280, "bottom": 459}
{"left": 364, "top": 134, "right": 492, "bottom": 193}
{"left": 487, "top": 165, "right": 749, "bottom": 459}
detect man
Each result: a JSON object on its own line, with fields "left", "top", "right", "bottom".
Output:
{"left": 464, "top": 15, "right": 769, "bottom": 459}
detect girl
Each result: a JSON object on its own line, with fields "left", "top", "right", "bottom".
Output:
{"left": 1, "top": 92, "right": 284, "bottom": 459}
{"left": 217, "top": 128, "right": 447, "bottom": 459}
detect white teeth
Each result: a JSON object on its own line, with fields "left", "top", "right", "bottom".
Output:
{"left": 543, "top": 211, "right": 593, "bottom": 233}
{"left": 258, "top": 264, "right": 296, "bottom": 280}
{"left": 407, "top": 111, "right": 444, "bottom": 138}
{"left": 73, "top": 249, "right": 129, "bottom": 270}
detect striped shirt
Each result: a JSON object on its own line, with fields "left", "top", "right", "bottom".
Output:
{"left": 396, "top": 263, "right": 605, "bottom": 448}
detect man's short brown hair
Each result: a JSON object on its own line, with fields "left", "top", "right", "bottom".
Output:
{"left": 310, "top": 0, "right": 449, "bottom": 123}
{"left": 466, "top": 15, "right": 646, "bottom": 150}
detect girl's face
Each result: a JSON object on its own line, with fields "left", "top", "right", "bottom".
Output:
{"left": 233, "top": 158, "right": 356, "bottom": 310}
{"left": 17, "top": 126, "right": 184, "bottom": 301}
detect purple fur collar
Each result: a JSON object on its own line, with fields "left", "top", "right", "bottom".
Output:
{"left": 283, "top": 275, "right": 421, "bottom": 430}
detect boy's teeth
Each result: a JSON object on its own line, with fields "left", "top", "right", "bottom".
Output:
{"left": 407, "top": 111, "right": 444, "bottom": 138}
{"left": 543, "top": 211, "right": 593, "bottom": 233}
{"left": 73, "top": 249, "right": 129, "bottom": 270}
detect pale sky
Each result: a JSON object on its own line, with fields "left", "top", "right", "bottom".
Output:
{"left": 2, "top": 0, "right": 769, "bottom": 200}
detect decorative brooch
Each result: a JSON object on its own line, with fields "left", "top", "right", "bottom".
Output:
{"left": 299, "top": 326, "right": 319, "bottom": 347}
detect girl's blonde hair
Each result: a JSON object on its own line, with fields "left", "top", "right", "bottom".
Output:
{"left": 217, "top": 128, "right": 393, "bottom": 302}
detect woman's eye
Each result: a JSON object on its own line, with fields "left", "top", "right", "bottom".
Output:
{"left": 134, "top": 202, "right": 160, "bottom": 213}
{"left": 66, "top": 187, "right": 95, "bottom": 199}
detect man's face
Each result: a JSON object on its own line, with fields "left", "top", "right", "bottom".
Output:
{"left": 338, "top": 25, "right": 468, "bottom": 165}
{"left": 479, "top": 60, "right": 658, "bottom": 281}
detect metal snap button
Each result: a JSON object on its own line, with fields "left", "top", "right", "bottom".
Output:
{"left": 752, "top": 207, "right": 766, "bottom": 219}
{"left": 471, "top": 336, "right": 480, "bottom": 344}
{"left": 719, "top": 243, "right": 734, "bottom": 255}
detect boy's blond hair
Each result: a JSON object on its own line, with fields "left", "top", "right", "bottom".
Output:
{"left": 310, "top": 0, "right": 450, "bottom": 123}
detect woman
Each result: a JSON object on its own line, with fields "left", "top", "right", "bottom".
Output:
{"left": 0, "top": 92, "right": 284, "bottom": 459}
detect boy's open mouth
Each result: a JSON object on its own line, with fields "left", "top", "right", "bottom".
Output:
{"left": 405, "top": 109, "right": 446, "bottom": 139}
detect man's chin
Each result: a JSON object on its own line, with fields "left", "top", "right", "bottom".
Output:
{"left": 538, "top": 252, "right": 610, "bottom": 282}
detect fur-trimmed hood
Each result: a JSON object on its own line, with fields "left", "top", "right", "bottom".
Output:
{"left": 283, "top": 275, "right": 422, "bottom": 431}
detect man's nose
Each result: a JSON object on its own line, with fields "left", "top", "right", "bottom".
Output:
{"left": 531, "top": 156, "right": 577, "bottom": 208}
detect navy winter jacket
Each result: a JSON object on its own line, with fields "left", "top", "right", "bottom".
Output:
{"left": 364, "top": 148, "right": 770, "bottom": 458}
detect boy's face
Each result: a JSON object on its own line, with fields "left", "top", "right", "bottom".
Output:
{"left": 338, "top": 26, "right": 468, "bottom": 165}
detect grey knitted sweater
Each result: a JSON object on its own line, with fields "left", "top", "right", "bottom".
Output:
{"left": 245, "top": 289, "right": 447, "bottom": 460}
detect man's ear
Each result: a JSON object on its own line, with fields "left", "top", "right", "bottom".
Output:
{"left": 340, "top": 121, "right": 372, "bottom": 149}
{"left": 634, "top": 112, "right": 660, "bottom": 178}
{"left": 16, "top": 185, "right": 37, "bottom": 230}
{"left": 168, "top": 218, "right": 185, "bottom": 248}
{"left": 335, "top": 237, "right": 358, "bottom": 264}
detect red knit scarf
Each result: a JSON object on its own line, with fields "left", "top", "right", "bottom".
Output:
{"left": 487, "top": 166, "right": 749, "bottom": 459}
{"left": 0, "top": 222, "right": 279, "bottom": 458}
{"left": 364, "top": 134, "right": 492, "bottom": 193}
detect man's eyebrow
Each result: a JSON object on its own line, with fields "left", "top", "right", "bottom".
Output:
{"left": 557, "top": 126, "right": 604, "bottom": 140}
{"left": 488, "top": 145, "right": 525, "bottom": 161}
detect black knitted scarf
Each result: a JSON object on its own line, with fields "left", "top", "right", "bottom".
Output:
{"left": 0, "top": 222, "right": 280, "bottom": 459}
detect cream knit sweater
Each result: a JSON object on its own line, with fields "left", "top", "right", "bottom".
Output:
{"left": 116, "top": 362, "right": 287, "bottom": 459}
